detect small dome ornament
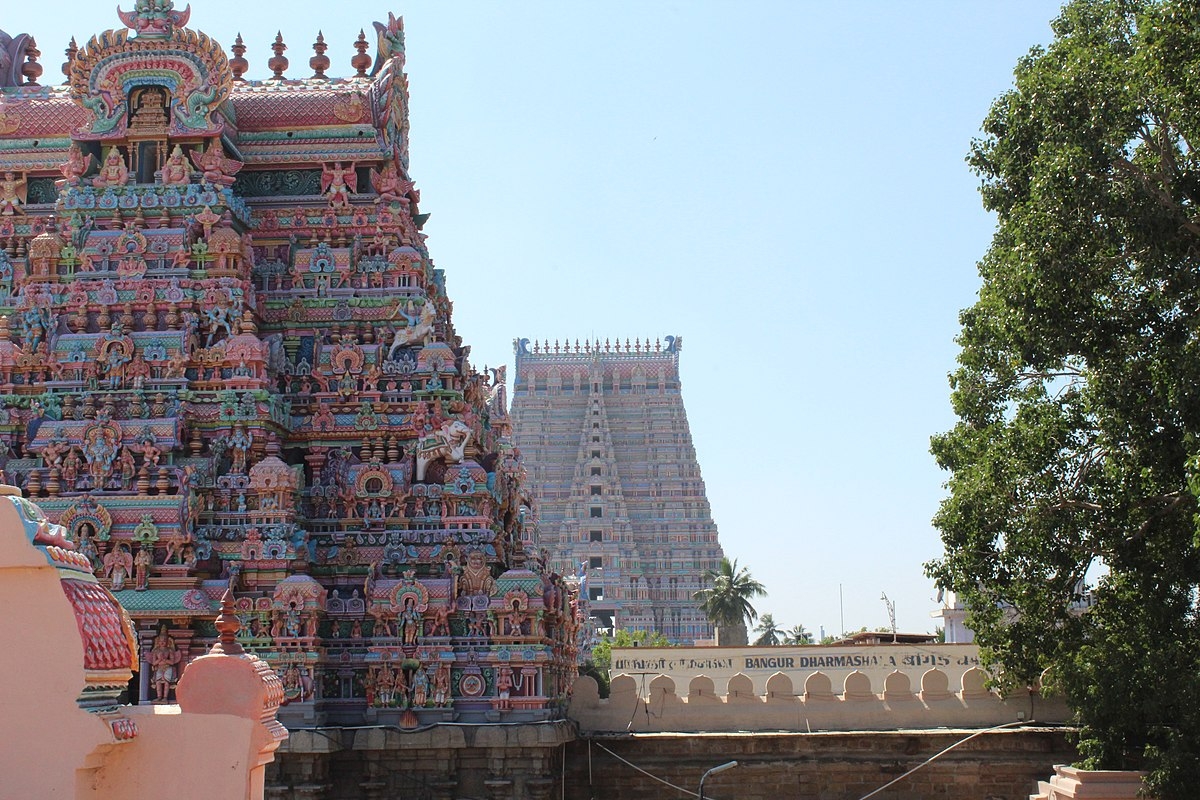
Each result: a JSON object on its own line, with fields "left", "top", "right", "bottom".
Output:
{"left": 229, "top": 33, "right": 248, "bottom": 82}
{"left": 268, "top": 31, "right": 289, "bottom": 82}
{"left": 310, "top": 31, "right": 330, "bottom": 81}
{"left": 351, "top": 30, "right": 372, "bottom": 78}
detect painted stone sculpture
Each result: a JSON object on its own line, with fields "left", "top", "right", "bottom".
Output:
{"left": 0, "top": 2, "right": 577, "bottom": 725}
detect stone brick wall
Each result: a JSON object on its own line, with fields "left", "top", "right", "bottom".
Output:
{"left": 564, "top": 729, "right": 1075, "bottom": 800}
{"left": 268, "top": 724, "right": 1073, "bottom": 800}
{"left": 266, "top": 722, "right": 574, "bottom": 800}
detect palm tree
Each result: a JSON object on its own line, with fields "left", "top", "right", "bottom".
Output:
{"left": 694, "top": 557, "right": 765, "bottom": 645}
{"left": 753, "top": 613, "right": 782, "bottom": 646}
{"left": 782, "top": 624, "right": 813, "bottom": 646}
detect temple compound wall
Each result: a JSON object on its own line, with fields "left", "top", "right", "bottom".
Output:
{"left": 264, "top": 656, "right": 1069, "bottom": 798}
{"left": 267, "top": 727, "right": 1073, "bottom": 800}
{"left": 568, "top": 671, "right": 1069, "bottom": 734}
{"left": 266, "top": 722, "right": 574, "bottom": 800}
{"left": 562, "top": 730, "right": 1075, "bottom": 800}
{"left": 611, "top": 643, "right": 990, "bottom": 690}
{"left": 0, "top": 486, "right": 285, "bottom": 800}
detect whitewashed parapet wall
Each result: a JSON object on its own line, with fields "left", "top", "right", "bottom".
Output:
{"left": 568, "top": 668, "right": 1070, "bottom": 733}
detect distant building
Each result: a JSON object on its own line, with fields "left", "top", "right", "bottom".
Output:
{"left": 931, "top": 589, "right": 975, "bottom": 644}
{"left": 833, "top": 631, "right": 942, "bottom": 646}
{"left": 511, "top": 337, "right": 725, "bottom": 643}
{"left": 931, "top": 581, "right": 1097, "bottom": 646}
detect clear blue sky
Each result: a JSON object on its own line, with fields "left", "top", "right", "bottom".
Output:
{"left": 6, "top": 1, "right": 1063, "bottom": 635}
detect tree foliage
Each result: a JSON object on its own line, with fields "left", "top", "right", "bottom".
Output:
{"left": 586, "top": 629, "right": 672, "bottom": 697}
{"left": 693, "top": 557, "right": 766, "bottom": 631}
{"left": 782, "top": 624, "right": 814, "bottom": 646}
{"left": 927, "top": 1, "right": 1200, "bottom": 794}
{"left": 753, "top": 613, "right": 783, "bottom": 645}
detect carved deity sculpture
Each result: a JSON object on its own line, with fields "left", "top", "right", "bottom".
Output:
{"left": 369, "top": 160, "right": 414, "bottom": 207}
{"left": 459, "top": 549, "right": 495, "bottom": 597}
{"left": 0, "top": 170, "right": 26, "bottom": 215}
{"left": 149, "top": 625, "right": 182, "bottom": 702}
{"left": 59, "top": 145, "right": 93, "bottom": 186}
{"left": 375, "top": 664, "right": 395, "bottom": 705}
{"left": 430, "top": 603, "right": 450, "bottom": 636}
{"left": 103, "top": 542, "right": 133, "bottom": 590}
{"left": 93, "top": 148, "right": 130, "bottom": 188}
{"left": 159, "top": 144, "right": 190, "bottom": 186}
{"left": 134, "top": 544, "right": 153, "bottom": 590}
{"left": 228, "top": 425, "right": 252, "bottom": 474}
{"left": 412, "top": 667, "right": 429, "bottom": 707}
{"left": 505, "top": 599, "right": 526, "bottom": 636}
{"left": 190, "top": 143, "right": 242, "bottom": 186}
{"left": 77, "top": 526, "right": 100, "bottom": 572}
{"left": 433, "top": 664, "right": 451, "bottom": 707}
{"left": 399, "top": 597, "right": 422, "bottom": 645}
{"left": 140, "top": 433, "right": 161, "bottom": 467}
{"left": 284, "top": 601, "right": 301, "bottom": 637}
{"left": 117, "top": 447, "right": 136, "bottom": 490}
{"left": 321, "top": 161, "right": 357, "bottom": 209}
{"left": 496, "top": 665, "right": 513, "bottom": 709}
{"left": 387, "top": 297, "right": 437, "bottom": 352}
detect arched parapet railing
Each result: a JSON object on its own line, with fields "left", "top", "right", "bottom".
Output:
{"left": 568, "top": 674, "right": 601, "bottom": 708}
{"left": 725, "top": 673, "right": 761, "bottom": 705}
{"left": 606, "top": 673, "right": 641, "bottom": 714}
{"left": 919, "top": 668, "right": 952, "bottom": 702}
{"left": 570, "top": 660, "right": 1072, "bottom": 734}
{"left": 803, "top": 671, "right": 836, "bottom": 702}
{"left": 843, "top": 670, "right": 877, "bottom": 701}
{"left": 883, "top": 670, "right": 915, "bottom": 701}
{"left": 688, "top": 674, "right": 721, "bottom": 705}
{"left": 648, "top": 674, "right": 683, "bottom": 711}
{"left": 764, "top": 672, "right": 797, "bottom": 703}
{"left": 960, "top": 667, "right": 991, "bottom": 697}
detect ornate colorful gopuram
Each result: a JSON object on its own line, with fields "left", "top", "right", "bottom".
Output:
{"left": 0, "top": 2, "right": 579, "bottom": 726}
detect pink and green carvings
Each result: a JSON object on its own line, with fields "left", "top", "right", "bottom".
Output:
{"left": 0, "top": 2, "right": 578, "bottom": 725}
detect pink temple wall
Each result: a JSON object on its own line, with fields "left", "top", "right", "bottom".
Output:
{"left": 0, "top": 492, "right": 284, "bottom": 800}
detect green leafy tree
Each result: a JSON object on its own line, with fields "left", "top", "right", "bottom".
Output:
{"left": 782, "top": 625, "right": 813, "bottom": 646}
{"left": 927, "top": 1, "right": 1200, "bottom": 795}
{"left": 753, "top": 613, "right": 783, "bottom": 646}
{"left": 584, "top": 629, "right": 672, "bottom": 697}
{"left": 694, "top": 557, "right": 766, "bottom": 645}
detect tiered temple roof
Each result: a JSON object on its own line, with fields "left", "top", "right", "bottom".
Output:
{"left": 511, "top": 336, "right": 726, "bottom": 643}
{"left": 0, "top": 2, "right": 579, "bottom": 726}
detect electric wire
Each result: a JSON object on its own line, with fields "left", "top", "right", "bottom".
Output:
{"left": 588, "top": 720, "right": 1036, "bottom": 800}
{"left": 591, "top": 740, "right": 701, "bottom": 798}
{"left": 855, "top": 719, "right": 1033, "bottom": 800}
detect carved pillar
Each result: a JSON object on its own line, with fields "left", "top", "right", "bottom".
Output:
{"left": 304, "top": 448, "right": 327, "bottom": 487}
{"left": 521, "top": 666, "right": 538, "bottom": 698}
{"left": 138, "top": 646, "right": 152, "bottom": 702}
{"left": 137, "top": 626, "right": 156, "bottom": 702}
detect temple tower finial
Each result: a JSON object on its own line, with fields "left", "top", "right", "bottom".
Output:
{"left": 268, "top": 31, "right": 289, "bottom": 82}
